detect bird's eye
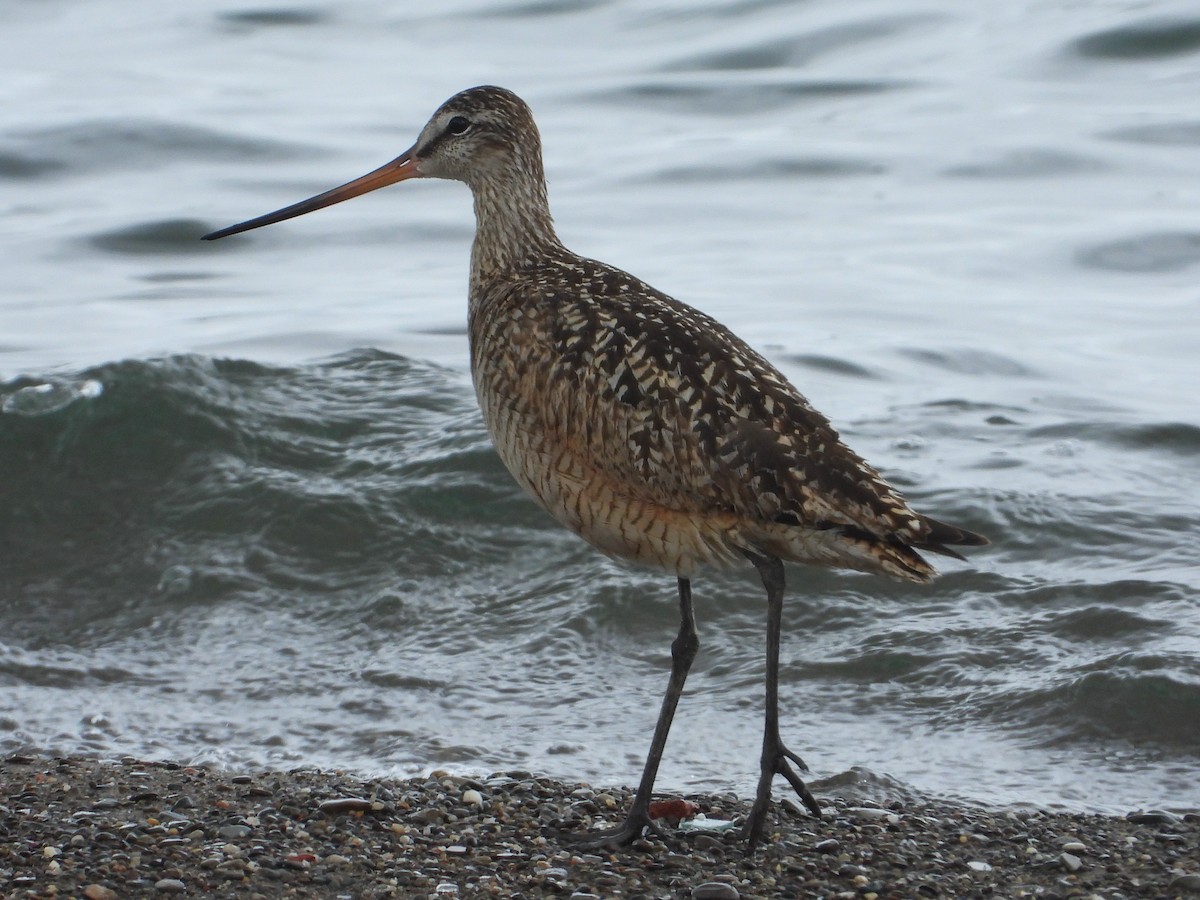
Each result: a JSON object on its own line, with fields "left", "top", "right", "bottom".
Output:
{"left": 445, "top": 116, "right": 471, "bottom": 136}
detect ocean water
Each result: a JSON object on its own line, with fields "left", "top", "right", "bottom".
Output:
{"left": 1, "top": 0, "right": 1198, "bottom": 815}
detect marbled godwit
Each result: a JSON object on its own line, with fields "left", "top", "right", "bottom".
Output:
{"left": 203, "top": 85, "right": 987, "bottom": 849}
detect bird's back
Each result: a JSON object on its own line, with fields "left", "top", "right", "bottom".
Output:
{"left": 469, "top": 249, "right": 983, "bottom": 580}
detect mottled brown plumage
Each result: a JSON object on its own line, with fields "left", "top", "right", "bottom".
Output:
{"left": 444, "top": 87, "right": 981, "bottom": 585}
{"left": 203, "top": 85, "right": 987, "bottom": 850}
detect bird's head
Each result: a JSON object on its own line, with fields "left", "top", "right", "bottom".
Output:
{"left": 202, "top": 85, "right": 541, "bottom": 241}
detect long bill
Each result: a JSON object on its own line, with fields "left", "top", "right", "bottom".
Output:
{"left": 202, "top": 147, "right": 420, "bottom": 241}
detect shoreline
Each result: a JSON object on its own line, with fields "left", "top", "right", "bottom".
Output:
{"left": 2, "top": 754, "right": 1197, "bottom": 898}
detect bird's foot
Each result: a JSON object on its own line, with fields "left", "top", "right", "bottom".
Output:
{"left": 741, "top": 740, "right": 822, "bottom": 849}
{"left": 562, "top": 805, "right": 670, "bottom": 850}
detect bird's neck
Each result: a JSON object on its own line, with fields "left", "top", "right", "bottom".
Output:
{"left": 468, "top": 167, "right": 563, "bottom": 288}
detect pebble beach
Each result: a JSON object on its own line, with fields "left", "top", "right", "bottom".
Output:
{"left": 2, "top": 755, "right": 1197, "bottom": 899}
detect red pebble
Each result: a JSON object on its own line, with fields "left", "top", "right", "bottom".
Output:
{"left": 647, "top": 798, "right": 699, "bottom": 820}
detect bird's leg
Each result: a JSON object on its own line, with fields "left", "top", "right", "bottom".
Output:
{"left": 574, "top": 577, "right": 699, "bottom": 848}
{"left": 741, "top": 551, "right": 822, "bottom": 849}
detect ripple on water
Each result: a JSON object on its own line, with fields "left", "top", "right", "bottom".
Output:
{"left": 993, "top": 662, "right": 1200, "bottom": 751}
{"left": 1045, "top": 603, "right": 1174, "bottom": 642}
{"left": 642, "top": 0, "right": 838, "bottom": 22}
{"left": 1069, "top": 18, "right": 1200, "bottom": 60}
{"left": 0, "top": 151, "right": 68, "bottom": 180}
{"left": 784, "top": 353, "right": 881, "bottom": 379}
{"left": 942, "top": 148, "right": 1105, "bottom": 179}
{"left": 897, "top": 348, "right": 1036, "bottom": 377}
{"left": 136, "top": 271, "right": 221, "bottom": 284}
{"left": 1075, "top": 231, "right": 1200, "bottom": 273}
{"left": 1100, "top": 121, "right": 1200, "bottom": 146}
{"left": 0, "top": 645, "right": 139, "bottom": 690}
{"left": 895, "top": 577, "right": 1200, "bottom": 749}
{"left": 4, "top": 121, "right": 317, "bottom": 178}
{"left": 216, "top": 7, "right": 331, "bottom": 29}
{"left": 591, "top": 78, "right": 909, "bottom": 115}
{"left": 662, "top": 15, "right": 942, "bottom": 72}
{"left": 474, "top": 0, "right": 609, "bottom": 18}
{"left": 1027, "top": 420, "right": 1200, "bottom": 457}
{"left": 651, "top": 156, "right": 886, "bottom": 183}
{"left": 88, "top": 219, "right": 216, "bottom": 256}
{"left": 0, "top": 350, "right": 489, "bottom": 644}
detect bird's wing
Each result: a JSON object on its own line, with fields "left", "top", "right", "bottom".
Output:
{"left": 486, "top": 258, "right": 931, "bottom": 548}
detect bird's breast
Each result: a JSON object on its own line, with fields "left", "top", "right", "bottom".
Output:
{"left": 467, "top": 285, "right": 744, "bottom": 575}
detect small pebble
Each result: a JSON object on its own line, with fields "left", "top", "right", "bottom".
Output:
{"left": 318, "top": 797, "right": 373, "bottom": 815}
{"left": 3, "top": 757, "right": 1198, "bottom": 899}
{"left": 462, "top": 788, "right": 484, "bottom": 807}
{"left": 1167, "top": 873, "right": 1200, "bottom": 893}
{"left": 780, "top": 796, "right": 808, "bottom": 816}
{"left": 692, "top": 883, "right": 739, "bottom": 900}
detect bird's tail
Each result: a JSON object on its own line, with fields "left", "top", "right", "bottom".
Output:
{"left": 913, "top": 516, "right": 990, "bottom": 561}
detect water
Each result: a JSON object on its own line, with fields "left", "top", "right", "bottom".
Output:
{"left": 2, "top": 0, "right": 1198, "bottom": 814}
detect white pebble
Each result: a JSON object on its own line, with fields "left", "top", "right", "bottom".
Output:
{"left": 462, "top": 788, "right": 484, "bottom": 807}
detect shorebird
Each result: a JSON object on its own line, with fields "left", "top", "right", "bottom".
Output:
{"left": 203, "top": 85, "right": 987, "bottom": 849}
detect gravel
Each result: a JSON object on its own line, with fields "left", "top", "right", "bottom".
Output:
{"left": 2, "top": 754, "right": 1197, "bottom": 898}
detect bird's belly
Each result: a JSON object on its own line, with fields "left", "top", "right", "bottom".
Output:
{"left": 482, "top": 403, "right": 739, "bottom": 577}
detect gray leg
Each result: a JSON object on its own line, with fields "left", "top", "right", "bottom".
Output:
{"left": 742, "top": 550, "right": 822, "bottom": 848}
{"left": 578, "top": 577, "right": 699, "bottom": 847}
